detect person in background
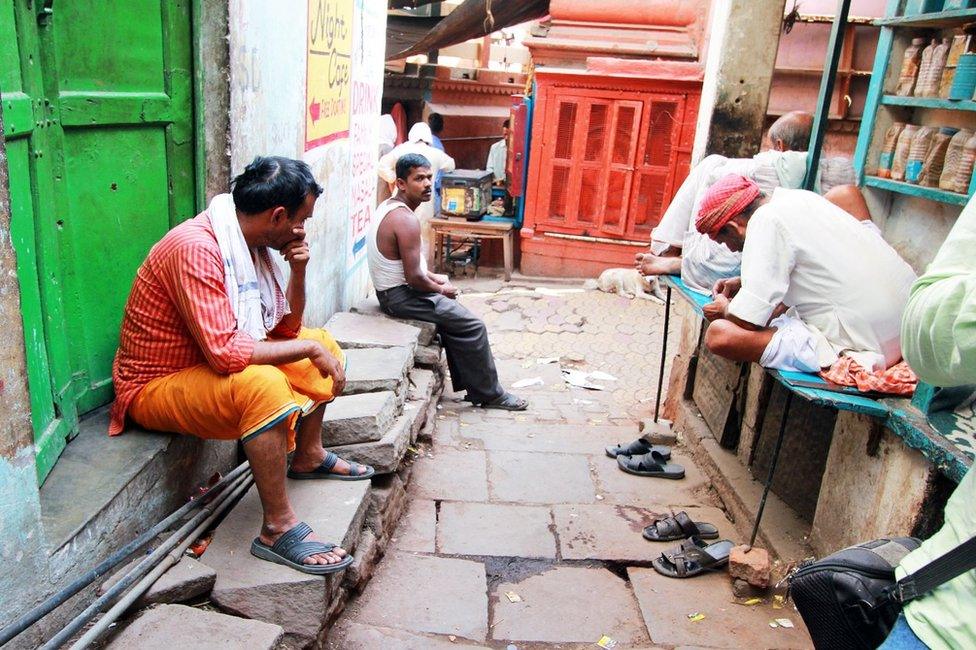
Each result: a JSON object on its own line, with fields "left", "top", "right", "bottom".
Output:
{"left": 487, "top": 119, "right": 510, "bottom": 187}
{"left": 378, "top": 122, "right": 455, "bottom": 265}
{"left": 428, "top": 112, "right": 446, "bottom": 216}
{"left": 879, "top": 195, "right": 976, "bottom": 649}
{"left": 377, "top": 114, "right": 397, "bottom": 205}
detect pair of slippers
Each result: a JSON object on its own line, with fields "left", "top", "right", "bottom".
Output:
{"left": 605, "top": 437, "right": 685, "bottom": 479}
{"left": 642, "top": 511, "right": 734, "bottom": 579}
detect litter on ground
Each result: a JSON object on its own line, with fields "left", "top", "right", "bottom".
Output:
{"left": 512, "top": 376, "right": 544, "bottom": 389}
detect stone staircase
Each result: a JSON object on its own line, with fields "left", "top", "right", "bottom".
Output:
{"left": 104, "top": 306, "right": 443, "bottom": 649}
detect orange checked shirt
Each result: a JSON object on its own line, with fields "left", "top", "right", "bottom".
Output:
{"left": 109, "top": 213, "right": 296, "bottom": 435}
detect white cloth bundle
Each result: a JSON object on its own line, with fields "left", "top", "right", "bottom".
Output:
{"left": 208, "top": 193, "right": 289, "bottom": 340}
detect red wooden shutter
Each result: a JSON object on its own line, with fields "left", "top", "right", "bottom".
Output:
{"left": 627, "top": 97, "right": 685, "bottom": 240}
{"left": 599, "top": 101, "right": 643, "bottom": 236}
{"left": 577, "top": 100, "right": 611, "bottom": 227}
{"left": 546, "top": 99, "right": 580, "bottom": 223}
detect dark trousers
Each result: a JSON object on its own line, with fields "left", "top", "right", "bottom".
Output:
{"left": 377, "top": 285, "right": 504, "bottom": 402}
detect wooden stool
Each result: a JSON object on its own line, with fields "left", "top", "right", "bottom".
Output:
{"left": 430, "top": 218, "right": 514, "bottom": 281}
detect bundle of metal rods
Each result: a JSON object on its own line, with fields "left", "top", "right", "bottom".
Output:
{"left": 0, "top": 462, "right": 253, "bottom": 649}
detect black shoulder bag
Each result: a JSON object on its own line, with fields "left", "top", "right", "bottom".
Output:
{"left": 787, "top": 535, "right": 976, "bottom": 650}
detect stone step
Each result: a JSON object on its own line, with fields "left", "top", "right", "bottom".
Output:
{"left": 105, "top": 604, "right": 284, "bottom": 649}
{"left": 326, "top": 312, "right": 421, "bottom": 353}
{"left": 351, "top": 296, "right": 437, "bottom": 347}
{"left": 99, "top": 556, "right": 216, "bottom": 608}
{"left": 199, "top": 479, "right": 370, "bottom": 648}
{"left": 407, "top": 368, "right": 436, "bottom": 403}
{"left": 413, "top": 343, "right": 443, "bottom": 368}
{"left": 330, "top": 413, "right": 412, "bottom": 475}
{"left": 342, "top": 346, "right": 413, "bottom": 396}
{"left": 323, "top": 391, "right": 398, "bottom": 447}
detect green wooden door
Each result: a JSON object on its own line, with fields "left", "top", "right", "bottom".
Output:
{"left": 1, "top": 0, "right": 195, "bottom": 482}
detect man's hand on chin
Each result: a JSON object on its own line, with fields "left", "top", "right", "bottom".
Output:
{"left": 282, "top": 228, "right": 310, "bottom": 272}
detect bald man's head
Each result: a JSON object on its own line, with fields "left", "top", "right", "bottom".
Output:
{"left": 768, "top": 111, "right": 814, "bottom": 152}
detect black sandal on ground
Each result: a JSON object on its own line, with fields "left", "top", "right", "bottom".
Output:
{"left": 616, "top": 449, "right": 685, "bottom": 479}
{"left": 481, "top": 392, "right": 529, "bottom": 411}
{"left": 604, "top": 437, "right": 671, "bottom": 459}
{"left": 250, "top": 521, "right": 353, "bottom": 575}
{"left": 651, "top": 537, "right": 735, "bottom": 578}
{"left": 287, "top": 451, "right": 375, "bottom": 481}
{"left": 642, "top": 511, "right": 719, "bottom": 542}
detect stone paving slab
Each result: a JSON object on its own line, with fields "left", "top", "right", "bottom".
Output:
{"left": 201, "top": 480, "right": 369, "bottom": 645}
{"left": 327, "top": 311, "right": 421, "bottom": 352}
{"left": 349, "top": 551, "right": 488, "bottom": 641}
{"left": 330, "top": 413, "right": 412, "bottom": 474}
{"left": 553, "top": 504, "right": 736, "bottom": 562}
{"left": 437, "top": 502, "right": 556, "bottom": 558}
{"left": 343, "top": 346, "right": 412, "bottom": 395}
{"left": 407, "top": 368, "right": 436, "bottom": 402}
{"left": 458, "top": 422, "right": 636, "bottom": 455}
{"left": 391, "top": 499, "right": 436, "bottom": 553}
{"left": 323, "top": 390, "right": 398, "bottom": 446}
{"left": 410, "top": 448, "right": 489, "bottom": 502}
{"left": 487, "top": 450, "right": 597, "bottom": 504}
{"left": 105, "top": 604, "right": 284, "bottom": 649}
{"left": 492, "top": 566, "right": 650, "bottom": 645}
{"left": 328, "top": 622, "right": 485, "bottom": 649}
{"left": 590, "top": 451, "right": 716, "bottom": 508}
{"left": 629, "top": 568, "right": 813, "bottom": 649}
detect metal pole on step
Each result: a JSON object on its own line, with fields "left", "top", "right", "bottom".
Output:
{"left": 748, "top": 389, "right": 794, "bottom": 548}
{"left": 654, "top": 284, "right": 672, "bottom": 423}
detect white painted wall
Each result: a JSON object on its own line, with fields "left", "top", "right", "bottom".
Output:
{"left": 229, "top": 0, "right": 387, "bottom": 325}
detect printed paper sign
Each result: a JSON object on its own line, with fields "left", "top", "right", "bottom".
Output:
{"left": 305, "top": 0, "right": 353, "bottom": 150}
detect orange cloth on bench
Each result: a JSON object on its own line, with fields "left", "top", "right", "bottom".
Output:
{"left": 128, "top": 327, "right": 344, "bottom": 450}
{"left": 820, "top": 357, "right": 917, "bottom": 397}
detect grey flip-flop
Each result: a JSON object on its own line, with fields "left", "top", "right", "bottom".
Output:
{"left": 250, "top": 521, "right": 352, "bottom": 575}
{"left": 287, "top": 451, "right": 375, "bottom": 481}
{"left": 481, "top": 392, "right": 528, "bottom": 411}
{"left": 605, "top": 437, "right": 672, "bottom": 459}
{"left": 617, "top": 449, "right": 685, "bottom": 479}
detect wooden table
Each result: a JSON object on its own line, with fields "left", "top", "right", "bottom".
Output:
{"left": 430, "top": 217, "right": 514, "bottom": 281}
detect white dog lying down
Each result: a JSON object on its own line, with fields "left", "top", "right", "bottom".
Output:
{"left": 584, "top": 268, "right": 665, "bottom": 302}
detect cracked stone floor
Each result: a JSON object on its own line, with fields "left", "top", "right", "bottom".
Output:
{"left": 331, "top": 278, "right": 814, "bottom": 649}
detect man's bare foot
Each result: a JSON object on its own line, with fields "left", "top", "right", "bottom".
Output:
{"left": 635, "top": 253, "right": 682, "bottom": 276}
{"left": 259, "top": 520, "right": 348, "bottom": 566}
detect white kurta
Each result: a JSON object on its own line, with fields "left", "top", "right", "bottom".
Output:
{"left": 486, "top": 139, "right": 507, "bottom": 183}
{"left": 728, "top": 188, "right": 918, "bottom": 371}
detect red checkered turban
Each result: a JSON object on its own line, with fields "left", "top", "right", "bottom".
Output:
{"left": 695, "top": 174, "right": 761, "bottom": 238}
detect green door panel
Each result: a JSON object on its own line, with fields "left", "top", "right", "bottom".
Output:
{"left": 1, "top": 0, "right": 196, "bottom": 481}
{"left": 42, "top": 0, "right": 196, "bottom": 413}
{"left": 2, "top": 0, "right": 79, "bottom": 484}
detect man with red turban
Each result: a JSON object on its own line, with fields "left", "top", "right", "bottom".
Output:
{"left": 696, "top": 174, "right": 917, "bottom": 380}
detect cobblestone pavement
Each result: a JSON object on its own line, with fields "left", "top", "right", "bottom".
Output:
{"left": 332, "top": 279, "right": 813, "bottom": 649}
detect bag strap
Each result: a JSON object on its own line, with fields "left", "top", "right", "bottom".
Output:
{"left": 895, "top": 535, "right": 976, "bottom": 604}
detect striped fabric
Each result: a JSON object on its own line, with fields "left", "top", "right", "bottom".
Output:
{"left": 109, "top": 213, "right": 295, "bottom": 435}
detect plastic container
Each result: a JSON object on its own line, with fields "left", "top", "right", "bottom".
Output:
{"left": 920, "top": 127, "right": 958, "bottom": 187}
{"left": 916, "top": 39, "right": 949, "bottom": 97}
{"left": 878, "top": 122, "right": 906, "bottom": 179}
{"left": 440, "top": 170, "right": 493, "bottom": 220}
{"left": 891, "top": 124, "right": 920, "bottom": 181}
{"left": 939, "top": 128, "right": 972, "bottom": 189}
{"left": 950, "top": 53, "right": 976, "bottom": 99}
{"left": 896, "top": 38, "right": 927, "bottom": 96}
{"left": 947, "top": 133, "right": 976, "bottom": 193}
{"left": 905, "top": 126, "right": 935, "bottom": 184}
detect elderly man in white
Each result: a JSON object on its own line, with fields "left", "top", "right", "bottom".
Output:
{"left": 696, "top": 173, "right": 917, "bottom": 378}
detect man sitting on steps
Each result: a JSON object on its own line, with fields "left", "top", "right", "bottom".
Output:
{"left": 367, "top": 153, "right": 527, "bottom": 411}
{"left": 110, "top": 156, "right": 373, "bottom": 576}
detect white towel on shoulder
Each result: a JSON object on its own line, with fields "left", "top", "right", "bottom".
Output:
{"left": 207, "top": 193, "right": 289, "bottom": 341}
